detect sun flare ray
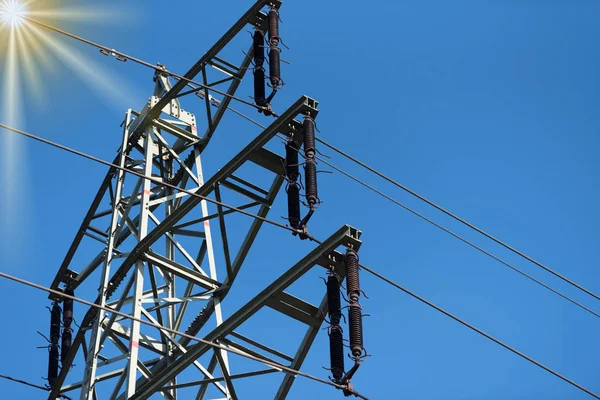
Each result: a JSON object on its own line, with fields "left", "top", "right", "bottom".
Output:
{"left": 27, "top": 22, "right": 136, "bottom": 107}
{"left": 0, "top": 0, "right": 136, "bottom": 260}
{"left": 14, "top": 25, "right": 44, "bottom": 100}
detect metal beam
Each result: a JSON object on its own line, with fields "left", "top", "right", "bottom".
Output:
{"left": 126, "top": 225, "right": 358, "bottom": 399}
{"left": 103, "top": 96, "right": 314, "bottom": 303}
{"left": 127, "top": 0, "right": 271, "bottom": 139}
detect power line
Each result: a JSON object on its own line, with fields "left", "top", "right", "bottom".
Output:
{"left": 0, "top": 271, "right": 370, "bottom": 400}
{"left": 10, "top": 74, "right": 591, "bottom": 325}
{"left": 11, "top": 94, "right": 591, "bottom": 324}
{"left": 13, "top": 2, "right": 598, "bottom": 306}
{"left": 4, "top": 11, "right": 596, "bottom": 398}
{"left": 317, "top": 156, "right": 600, "bottom": 319}
{"left": 316, "top": 137, "right": 600, "bottom": 303}
{"left": 0, "top": 125, "right": 362, "bottom": 396}
{"left": 217, "top": 104, "right": 600, "bottom": 321}
{"left": 0, "top": 124, "right": 592, "bottom": 398}
{"left": 0, "top": 123, "right": 308, "bottom": 239}
{"left": 0, "top": 374, "right": 71, "bottom": 399}
{"left": 24, "top": 9, "right": 594, "bottom": 312}
{"left": 358, "top": 264, "right": 600, "bottom": 400}
{"left": 14, "top": 13, "right": 268, "bottom": 113}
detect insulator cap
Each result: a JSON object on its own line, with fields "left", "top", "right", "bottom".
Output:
{"left": 269, "top": 47, "right": 281, "bottom": 87}
{"left": 268, "top": 8, "right": 280, "bottom": 44}
{"left": 287, "top": 183, "right": 301, "bottom": 229}
{"left": 61, "top": 330, "right": 72, "bottom": 364}
{"left": 304, "top": 159, "right": 318, "bottom": 206}
{"left": 48, "top": 347, "right": 59, "bottom": 388}
{"left": 302, "top": 116, "right": 316, "bottom": 158}
{"left": 349, "top": 303, "right": 364, "bottom": 358}
{"left": 329, "top": 325, "right": 345, "bottom": 382}
{"left": 48, "top": 302, "right": 61, "bottom": 389}
{"left": 254, "top": 68, "right": 266, "bottom": 107}
{"left": 253, "top": 30, "right": 265, "bottom": 67}
{"left": 63, "top": 287, "right": 74, "bottom": 328}
{"left": 327, "top": 274, "right": 342, "bottom": 325}
{"left": 345, "top": 249, "right": 360, "bottom": 299}
{"left": 285, "top": 141, "right": 299, "bottom": 181}
{"left": 50, "top": 303, "right": 61, "bottom": 343}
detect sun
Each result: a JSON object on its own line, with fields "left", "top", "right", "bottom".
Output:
{"left": 0, "top": 0, "right": 27, "bottom": 28}
{"left": 0, "top": 0, "right": 135, "bottom": 261}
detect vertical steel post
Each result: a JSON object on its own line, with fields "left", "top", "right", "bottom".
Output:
{"left": 194, "top": 146, "right": 231, "bottom": 396}
{"left": 80, "top": 110, "right": 133, "bottom": 400}
{"left": 125, "top": 126, "right": 155, "bottom": 396}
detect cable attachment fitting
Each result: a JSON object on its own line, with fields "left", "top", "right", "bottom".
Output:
{"left": 99, "top": 48, "right": 127, "bottom": 62}
{"left": 340, "top": 361, "right": 361, "bottom": 397}
{"left": 152, "top": 63, "right": 169, "bottom": 82}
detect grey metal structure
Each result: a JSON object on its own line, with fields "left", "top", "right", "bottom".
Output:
{"left": 46, "top": 1, "right": 363, "bottom": 399}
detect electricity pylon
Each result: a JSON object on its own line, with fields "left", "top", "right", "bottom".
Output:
{"left": 46, "top": 1, "right": 363, "bottom": 399}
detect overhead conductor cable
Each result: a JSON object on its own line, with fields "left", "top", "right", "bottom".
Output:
{"left": 1, "top": 119, "right": 599, "bottom": 399}
{"left": 0, "top": 271, "right": 370, "bottom": 400}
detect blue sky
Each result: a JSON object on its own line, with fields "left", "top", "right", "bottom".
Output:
{"left": 1, "top": 0, "right": 599, "bottom": 399}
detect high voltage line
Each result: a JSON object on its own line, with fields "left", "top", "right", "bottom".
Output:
{"left": 3, "top": 9, "right": 598, "bottom": 399}
{"left": 11, "top": 12, "right": 268, "bottom": 114}
{"left": 0, "top": 373, "right": 71, "bottom": 399}
{"left": 196, "top": 101, "right": 600, "bottom": 321}
{"left": 0, "top": 123, "right": 309, "bottom": 239}
{"left": 0, "top": 271, "right": 370, "bottom": 400}
{"left": 316, "top": 156, "right": 600, "bottom": 319}
{"left": 1, "top": 254, "right": 599, "bottom": 399}
{"left": 0, "top": 123, "right": 598, "bottom": 399}
{"left": 357, "top": 264, "right": 600, "bottom": 400}
{"left": 17, "top": 11, "right": 600, "bottom": 309}
{"left": 2, "top": 75, "right": 600, "bottom": 325}
{"left": 315, "top": 137, "right": 600, "bottom": 303}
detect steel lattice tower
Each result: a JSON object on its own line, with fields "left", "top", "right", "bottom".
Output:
{"left": 46, "top": 1, "right": 363, "bottom": 399}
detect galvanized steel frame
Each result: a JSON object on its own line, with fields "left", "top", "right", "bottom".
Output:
{"left": 45, "top": 1, "right": 359, "bottom": 398}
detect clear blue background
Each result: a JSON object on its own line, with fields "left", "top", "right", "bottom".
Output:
{"left": 1, "top": 0, "right": 599, "bottom": 399}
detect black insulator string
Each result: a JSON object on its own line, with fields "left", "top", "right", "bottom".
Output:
{"left": 358, "top": 264, "right": 600, "bottom": 400}
{"left": 313, "top": 136, "right": 600, "bottom": 304}
{"left": 224, "top": 113, "right": 600, "bottom": 321}
{"left": 0, "top": 123, "right": 307, "bottom": 238}
{"left": 48, "top": 303, "right": 61, "bottom": 389}
{"left": 10, "top": 12, "right": 271, "bottom": 114}
{"left": 0, "top": 271, "right": 371, "bottom": 400}
{"left": 267, "top": 7, "right": 283, "bottom": 89}
{"left": 345, "top": 249, "right": 364, "bottom": 361}
{"left": 327, "top": 273, "right": 345, "bottom": 382}
{"left": 253, "top": 29, "right": 268, "bottom": 108}
{"left": 0, "top": 374, "right": 71, "bottom": 399}
{"left": 61, "top": 286, "right": 74, "bottom": 364}
{"left": 287, "top": 183, "right": 301, "bottom": 229}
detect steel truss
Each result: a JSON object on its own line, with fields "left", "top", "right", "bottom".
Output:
{"left": 47, "top": 1, "right": 363, "bottom": 399}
